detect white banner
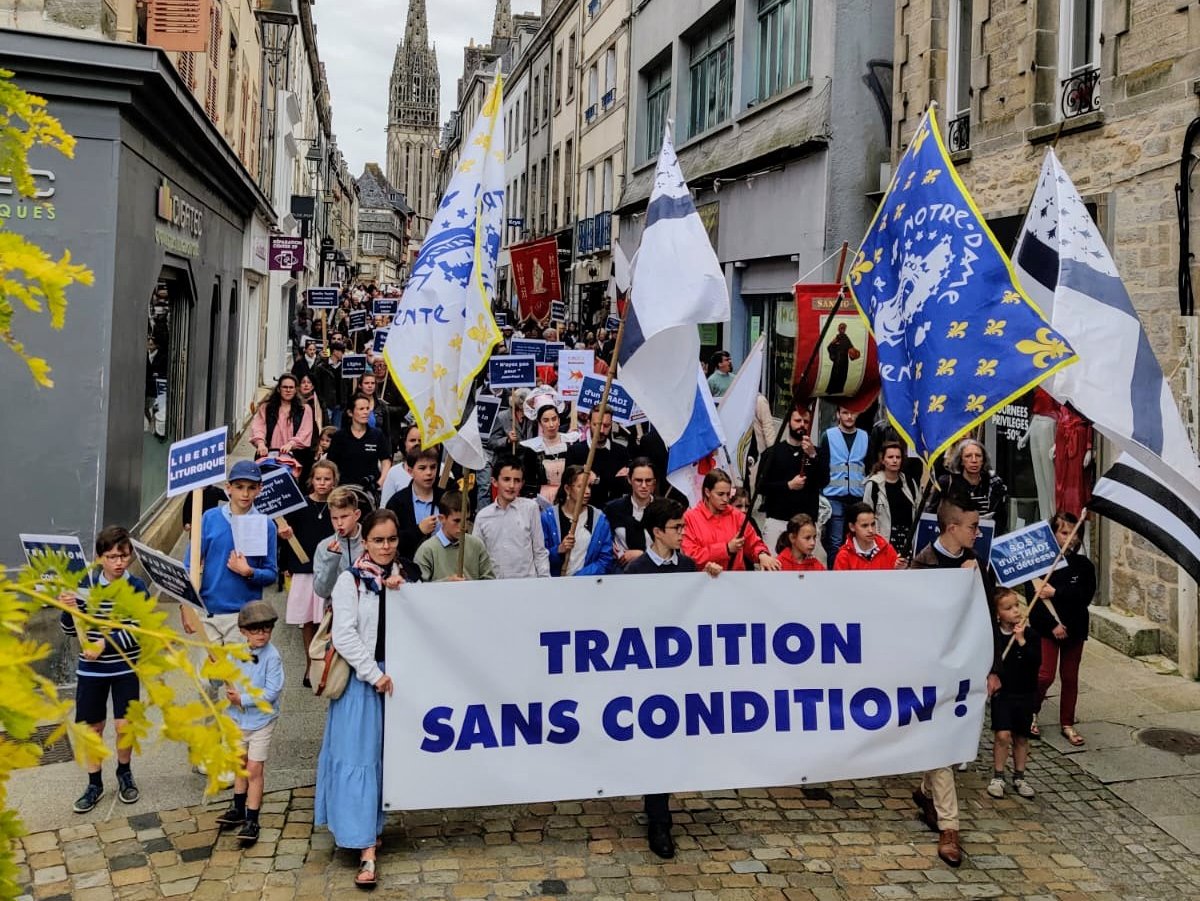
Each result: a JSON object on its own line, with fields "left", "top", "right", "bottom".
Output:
{"left": 383, "top": 570, "right": 991, "bottom": 811}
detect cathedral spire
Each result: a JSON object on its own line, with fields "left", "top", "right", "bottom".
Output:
{"left": 404, "top": 0, "right": 429, "bottom": 48}
{"left": 492, "top": 0, "right": 512, "bottom": 45}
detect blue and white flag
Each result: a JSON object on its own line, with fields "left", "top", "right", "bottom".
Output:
{"left": 1015, "top": 150, "right": 1200, "bottom": 583}
{"left": 618, "top": 124, "right": 729, "bottom": 448}
{"left": 666, "top": 366, "right": 727, "bottom": 506}
{"left": 847, "top": 107, "right": 1078, "bottom": 463}
{"left": 384, "top": 75, "right": 504, "bottom": 450}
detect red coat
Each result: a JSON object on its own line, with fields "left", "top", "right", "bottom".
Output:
{"left": 683, "top": 503, "right": 770, "bottom": 571}
{"left": 778, "top": 548, "right": 825, "bottom": 571}
{"left": 832, "top": 535, "right": 899, "bottom": 571}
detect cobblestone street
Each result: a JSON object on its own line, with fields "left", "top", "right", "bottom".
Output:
{"left": 16, "top": 713, "right": 1200, "bottom": 901}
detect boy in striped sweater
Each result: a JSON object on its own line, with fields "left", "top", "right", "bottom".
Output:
{"left": 59, "top": 526, "right": 148, "bottom": 813}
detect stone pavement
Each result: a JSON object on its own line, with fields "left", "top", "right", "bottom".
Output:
{"left": 13, "top": 639, "right": 1200, "bottom": 900}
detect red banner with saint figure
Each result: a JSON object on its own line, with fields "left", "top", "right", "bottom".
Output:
{"left": 792, "top": 282, "right": 880, "bottom": 413}
{"left": 510, "top": 237, "right": 561, "bottom": 324}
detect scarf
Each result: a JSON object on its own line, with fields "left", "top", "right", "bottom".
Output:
{"left": 350, "top": 554, "right": 394, "bottom": 593}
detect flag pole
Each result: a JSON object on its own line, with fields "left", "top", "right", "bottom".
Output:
{"left": 456, "top": 473, "right": 472, "bottom": 578}
{"left": 1001, "top": 509, "right": 1087, "bottom": 660}
{"left": 728, "top": 242, "right": 850, "bottom": 567}
{"left": 566, "top": 306, "right": 629, "bottom": 541}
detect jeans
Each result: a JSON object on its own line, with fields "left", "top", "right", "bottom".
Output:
{"left": 822, "top": 495, "right": 861, "bottom": 560}
{"left": 328, "top": 406, "right": 343, "bottom": 430}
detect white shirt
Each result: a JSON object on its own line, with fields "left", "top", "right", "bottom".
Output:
{"left": 645, "top": 546, "right": 679, "bottom": 567}
{"left": 379, "top": 464, "right": 413, "bottom": 506}
{"left": 474, "top": 497, "right": 550, "bottom": 579}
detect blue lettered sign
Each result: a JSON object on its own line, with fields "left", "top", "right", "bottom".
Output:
{"left": 575, "top": 375, "right": 636, "bottom": 425}
{"left": 306, "top": 287, "right": 339, "bottom": 309}
{"left": 988, "top": 522, "right": 1065, "bottom": 588}
{"left": 494, "top": 310, "right": 508, "bottom": 328}
{"left": 544, "top": 342, "right": 565, "bottom": 365}
{"left": 342, "top": 354, "right": 368, "bottom": 379}
{"left": 373, "top": 329, "right": 389, "bottom": 354}
{"left": 167, "top": 426, "right": 229, "bottom": 498}
{"left": 253, "top": 468, "right": 309, "bottom": 518}
{"left": 348, "top": 310, "right": 369, "bottom": 333}
{"left": 510, "top": 338, "right": 546, "bottom": 362}
{"left": 605, "top": 315, "right": 621, "bottom": 333}
{"left": 131, "top": 539, "right": 205, "bottom": 612}
{"left": 914, "top": 513, "right": 995, "bottom": 563}
{"left": 551, "top": 300, "right": 566, "bottom": 322}
{"left": 488, "top": 355, "right": 537, "bottom": 389}
{"left": 20, "top": 533, "right": 89, "bottom": 576}
{"left": 475, "top": 395, "right": 502, "bottom": 435}
{"left": 373, "top": 298, "right": 398, "bottom": 317}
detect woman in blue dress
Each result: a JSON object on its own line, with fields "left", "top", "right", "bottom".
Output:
{"left": 314, "top": 508, "right": 418, "bottom": 889}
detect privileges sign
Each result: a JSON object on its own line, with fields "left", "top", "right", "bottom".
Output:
{"left": 383, "top": 570, "right": 991, "bottom": 810}
{"left": 510, "top": 236, "right": 561, "bottom": 324}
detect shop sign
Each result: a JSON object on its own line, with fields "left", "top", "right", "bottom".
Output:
{"left": 269, "top": 236, "right": 305, "bottom": 271}
{"left": 0, "top": 168, "right": 57, "bottom": 221}
{"left": 154, "top": 178, "right": 204, "bottom": 257}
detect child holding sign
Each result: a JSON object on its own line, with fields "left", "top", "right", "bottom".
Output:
{"left": 59, "top": 526, "right": 148, "bottom": 812}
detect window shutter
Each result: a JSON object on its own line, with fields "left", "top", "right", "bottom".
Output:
{"left": 147, "top": 0, "right": 211, "bottom": 53}
{"left": 206, "top": 72, "right": 220, "bottom": 122}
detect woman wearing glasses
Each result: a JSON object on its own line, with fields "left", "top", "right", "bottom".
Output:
{"left": 314, "top": 509, "right": 420, "bottom": 889}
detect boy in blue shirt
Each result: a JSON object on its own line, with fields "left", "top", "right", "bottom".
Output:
{"left": 182, "top": 460, "right": 278, "bottom": 650}
{"left": 59, "top": 526, "right": 149, "bottom": 813}
{"left": 215, "top": 600, "right": 284, "bottom": 846}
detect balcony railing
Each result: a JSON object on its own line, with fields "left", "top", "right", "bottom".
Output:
{"left": 576, "top": 211, "right": 612, "bottom": 256}
{"left": 588, "top": 0, "right": 601, "bottom": 17}
{"left": 1061, "top": 67, "right": 1101, "bottom": 120}
{"left": 947, "top": 113, "right": 970, "bottom": 153}
{"left": 602, "top": 88, "right": 616, "bottom": 110}
{"left": 585, "top": 103, "right": 598, "bottom": 124}
{"left": 577, "top": 217, "right": 594, "bottom": 255}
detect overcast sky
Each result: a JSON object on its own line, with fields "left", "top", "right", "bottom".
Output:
{"left": 312, "top": 0, "right": 506, "bottom": 176}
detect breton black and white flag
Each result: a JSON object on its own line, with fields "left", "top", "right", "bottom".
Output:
{"left": 1014, "top": 150, "right": 1200, "bottom": 583}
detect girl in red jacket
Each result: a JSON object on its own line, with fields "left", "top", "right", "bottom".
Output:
{"left": 778, "top": 514, "right": 825, "bottom": 572}
{"left": 832, "top": 503, "right": 906, "bottom": 571}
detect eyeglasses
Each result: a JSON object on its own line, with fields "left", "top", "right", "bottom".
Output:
{"left": 663, "top": 523, "right": 685, "bottom": 533}
{"left": 367, "top": 535, "right": 400, "bottom": 546}
{"left": 102, "top": 552, "right": 132, "bottom": 562}
{"left": 243, "top": 624, "right": 274, "bottom": 634}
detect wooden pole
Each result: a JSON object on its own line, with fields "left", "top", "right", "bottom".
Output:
{"left": 274, "top": 516, "right": 309, "bottom": 564}
{"left": 1001, "top": 510, "right": 1087, "bottom": 660}
{"left": 510, "top": 392, "right": 519, "bottom": 453}
{"left": 566, "top": 307, "right": 628, "bottom": 540}
{"left": 321, "top": 310, "right": 328, "bottom": 353}
{"left": 183, "top": 487, "right": 205, "bottom": 638}
{"left": 456, "top": 475, "right": 472, "bottom": 578}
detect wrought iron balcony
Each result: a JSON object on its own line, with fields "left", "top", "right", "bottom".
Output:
{"left": 602, "top": 88, "right": 616, "bottom": 110}
{"left": 588, "top": 0, "right": 601, "bottom": 17}
{"left": 576, "top": 212, "right": 612, "bottom": 257}
{"left": 585, "top": 104, "right": 598, "bottom": 124}
{"left": 1061, "top": 67, "right": 1101, "bottom": 120}
{"left": 577, "top": 217, "right": 595, "bottom": 255}
{"left": 947, "top": 114, "right": 970, "bottom": 153}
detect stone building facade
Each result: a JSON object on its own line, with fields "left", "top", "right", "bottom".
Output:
{"left": 892, "top": 0, "right": 1200, "bottom": 662}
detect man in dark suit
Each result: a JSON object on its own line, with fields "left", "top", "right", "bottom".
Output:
{"left": 565, "top": 408, "right": 630, "bottom": 507}
{"left": 386, "top": 447, "right": 444, "bottom": 560}
{"left": 603, "top": 457, "right": 658, "bottom": 569}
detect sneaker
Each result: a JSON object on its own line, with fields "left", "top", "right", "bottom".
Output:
{"left": 73, "top": 783, "right": 104, "bottom": 813}
{"left": 986, "top": 777, "right": 1005, "bottom": 798}
{"left": 1014, "top": 777, "right": 1036, "bottom": 799}
{"left": 236, "top": 820, "right": 260, "bottom": 847}
{"left": 215, "top": 805, "right": 245, "bottom": 829}
{"left": 117, "top": 771, "right": 140, "bottom": 804}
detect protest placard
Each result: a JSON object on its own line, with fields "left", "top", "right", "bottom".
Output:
{"left": 306, "top": 287, "right": 339, "bottom": 309}
{"left": 131, "top": 540, "right": 205, "bottom": 612}
{"left": 494, "top": 310, "right": 508, "bottom": 328}
{"left": 510, "top": 338, "right": 546, "bottom": 362}
{"left": 341, "top": 354, "right": 368, "bottom": 379}
{"left": 551, "top": 300, "right": 566, "bottom": 321}
{"left": 988, "top": 522, "right": 1066, "bottom": 588}
{"left": 558, "top": 349, "right": 594, "bottom": 399}
{"left": 20, "top": 533, "right": 90, "bottom": 578}
{"left": 373, "top": 329, "right": 389, "bottom": 354}
{"left": 348, "top": 310, "right": 369, "bottom": 333}
{"left": 488, "top": 356, "right": 537, "bottom": 388}
{"left": 382, "top": 569, "right": 990, "bottom": 810}
{"left": 475, "top": 395, "right": 502, "bottom": 435}
{"left": 575, "top": 375, "right": 636, "bottom": 424}
{"left": 253, "top": 468, "right": 309, "bottom": 518}
{"left": 914, "top": 513, "right": 996, "bottom": 562}
{"left": 166, "top": 426, "right": 228, "bottom": 498}
{"left": 605, "top": 315, "right": 621, "bottom": 333}
{"left": 373, "top": 298, "right": 398, "bottom": 317}
{"left": 544, "top": 342, "right": 565, "bottom": 365}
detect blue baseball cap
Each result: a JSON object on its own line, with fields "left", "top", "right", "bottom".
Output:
{"left": 228, "top": 460, "right": 263, "bottom": 484}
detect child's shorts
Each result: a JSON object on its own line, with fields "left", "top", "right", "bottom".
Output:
{"left": 241, "top": 719, "right": 277, "bottom": 763}
{"left": 75, "top": 672, "right": 140, "bottom": 724}
{"left": 990, "top": 691, "right": 1036, "bottom": 737}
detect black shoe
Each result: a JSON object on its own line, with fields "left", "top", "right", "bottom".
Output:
{"left": 303, "top": 676, "right": 312, "bottom": 689}
{"left": 73, "top": 783, "right": 104, "bottom": 813}
{"left": 912, "top": 788, "right": 939, "bottom": 833}
{"left": 117, "top": 771, "right": 139, "bottom": 804}
{"left": 647, "top": 823, "right": 675, "bottom": 859}
{"left": 215, "top": 805, "right": 245, "bottom": 829}
{"left": 237, "top": 820, "right": 260, "bottom": 846}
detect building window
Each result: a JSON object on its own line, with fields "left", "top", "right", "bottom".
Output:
{"left": 586, "top": 63, "right": 599, "bottom": 123}
{"left": 542, "top": 64, "right": 551, "bottom": 122}
{"left": 564, "top": 137, "right": 574, "bottom": 222}
{"left": 644, "top": 58, "right": 671, "bottom": 160}
{"left": 552, "top": 147, "right": 561, "bottom": 227}
{"left": 601, "top": 157, "right": 613, "bottom": 211}
{"left": 532, "top": 76, "right": 541, "bottom": 132}
{"left": 603, "top": 47, "right": 618, "bottom": 109}
{"left": 688, "top": 10, "right": 734, "bottom": 137}
{"left": 585, "top": 166, "right": 596, "bottom": 219}
{"left": 567, "top": 33, "right": 577, "bottom": 100}
{"left": 1058, "top": 0, "right": 1101, "bottom": 119}
{"left": 946, "top": 0, "right": 971, "bottom": 151}
{"left": 756, "top": 0, "right": 811, "bottom": 101}
{"left": 555, "top": 47, "right": 564, "bottom": 109}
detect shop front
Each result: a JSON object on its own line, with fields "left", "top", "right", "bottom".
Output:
{"left": 0, "top": 32, "right": 274, "bottom": 562}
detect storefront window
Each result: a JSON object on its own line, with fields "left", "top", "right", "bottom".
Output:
{"left": 744, "top": 293, "right": 795, "bottom": 417}
{"left": 140, "top": 271, "right": 192, "bottom": 515}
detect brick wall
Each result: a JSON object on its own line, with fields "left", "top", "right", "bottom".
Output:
{"left": 895, "top": 0, "right": 1200, "bottom": 657}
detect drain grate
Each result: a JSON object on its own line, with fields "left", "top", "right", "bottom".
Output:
{"left": 1137, "top": 727, "right": 1200, "bottom": 756}
{"left": 0, "top": 724, "right": 74, "bottom": 767}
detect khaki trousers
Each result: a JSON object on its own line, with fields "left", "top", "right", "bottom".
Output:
{"left": 921, "top": 767, "right": 959, "bottom": 831}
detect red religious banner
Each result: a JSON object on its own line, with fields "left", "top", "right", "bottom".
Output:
{"left": 792, "top": 282, "right": 881, "bottom": 413}
{"left": 510, "top": 237, "right": 561, "bottom": 323}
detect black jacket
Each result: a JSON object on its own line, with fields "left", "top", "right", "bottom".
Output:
{"left": 994, "top": 626, "right": 1041, "bottom": 695}
{"left": 386, "top": 484, "right": 445, "bottom": 561}
{"left": 758, "top": 440, "right": 829, "bottom": 521}
{"left": 1028, "top": 553, "right": 1096, "bottom": 642}
{"left": 566, "top": 440, "right": 630, "bottom": 507}
{"left": 604, "top": 495, "right": 650, "bottom": 555}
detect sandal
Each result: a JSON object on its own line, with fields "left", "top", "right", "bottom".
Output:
{"left": 1029, "top": 714, "right": 1040, "bottom": 740}
{"left": 355, "top": 857, "right": 377, "bottom": 890}
{"left": 1061, "top": 726, "right": 1085, "bottom": 746}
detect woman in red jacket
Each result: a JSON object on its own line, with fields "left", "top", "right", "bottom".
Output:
{"left": 682, "top": 470, "right": 781, "bottom": 572}
{"left": 832, "top": 503, "right": 906, "bottom": 571}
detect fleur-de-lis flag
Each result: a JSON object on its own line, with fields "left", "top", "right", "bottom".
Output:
{"left": 384, "top": 75, "right": 505, "bottom": 448}
{"left": 846, "top": 106, "right": 1077, "bottom": 462}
